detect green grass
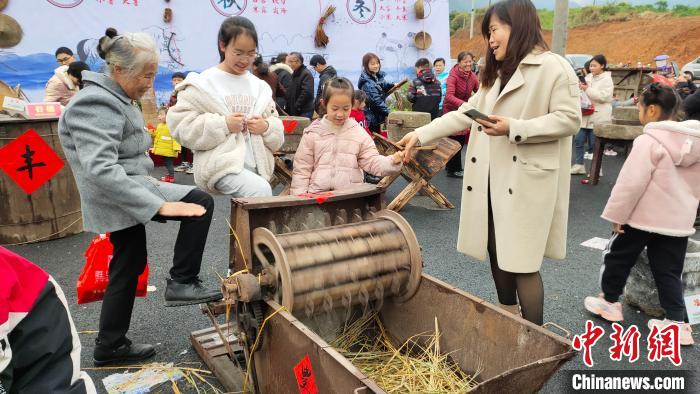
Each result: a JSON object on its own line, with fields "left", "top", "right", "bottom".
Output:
{"left": 449, "top": 3, "right": 700, "bottom": 34}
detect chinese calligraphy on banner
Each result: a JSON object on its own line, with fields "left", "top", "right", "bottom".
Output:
{"left": 1, "top": 0, "right": 449, "bottom": 106}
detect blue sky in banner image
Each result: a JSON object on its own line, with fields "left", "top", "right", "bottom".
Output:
{"left": 0, "top": 51, "right": 190, "bottom": 105}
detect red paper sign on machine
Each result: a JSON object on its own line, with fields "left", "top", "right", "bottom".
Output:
{"left": 0, "top": 129, "right": 64, "bottom": 195}
{"left": 293, "top": 355, "right": 318, "bottom": 394}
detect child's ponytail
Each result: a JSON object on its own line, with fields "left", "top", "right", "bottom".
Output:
{"left": 641, "top": 82, "right": 680, "bottom": 120}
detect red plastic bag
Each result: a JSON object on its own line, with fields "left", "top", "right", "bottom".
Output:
{"left": 77, "top": 233, "right": 149, "bottom": 304}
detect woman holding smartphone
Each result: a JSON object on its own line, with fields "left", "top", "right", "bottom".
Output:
{"left": 398, "top": 0, "right": 580, "bottom": 325}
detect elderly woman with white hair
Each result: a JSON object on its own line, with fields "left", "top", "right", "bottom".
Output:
{"left": 58, "top": 28, "right": 222, "bottom": 366}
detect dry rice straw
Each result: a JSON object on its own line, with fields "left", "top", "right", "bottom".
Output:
{"left": 329, "top": 313, "right": 480, "bottom": 393}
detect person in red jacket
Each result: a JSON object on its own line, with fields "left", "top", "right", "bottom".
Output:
{"left": 0, "top": 247, "right": 96, "bottom": 393}
{"left": 443, "top": 51, "right": 479, "bottom": 178}
{"left": 350, "top": 89, "right": 370, "bottom": 135}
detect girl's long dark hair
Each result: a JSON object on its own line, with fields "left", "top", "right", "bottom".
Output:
{"left": 217, "top": 16, "right": 258, "bottom": 63}
{"left": 480, "top": 0, "right": 548, "bottom": 89}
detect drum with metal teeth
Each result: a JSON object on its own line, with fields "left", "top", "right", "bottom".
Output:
{"left": 252, "top": 209, "right": 422, "bottom": 316}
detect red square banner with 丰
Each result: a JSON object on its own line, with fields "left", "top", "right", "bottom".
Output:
{"left": 0, "top": 129, "right": 64, "bottom": 194}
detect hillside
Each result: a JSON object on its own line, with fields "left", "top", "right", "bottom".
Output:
{"left": 450, "top": 15, "right": 700, "bottom": 66}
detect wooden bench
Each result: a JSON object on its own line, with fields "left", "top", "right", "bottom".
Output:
{"left": 589, "top": 106, "right": 643, "bottom": 185}
{"left": 373, "top": 133, "right": 461, "bottom": 211}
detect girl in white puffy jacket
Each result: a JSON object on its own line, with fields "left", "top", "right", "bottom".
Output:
{"left": 571, "top": 54, "right": 614, "bottom": 175}
{"left": 167, "top": 17, "right": 284, "bottom": 197}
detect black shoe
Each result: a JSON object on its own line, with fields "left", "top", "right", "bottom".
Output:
{"left": 164, "top": 277, "right": 222, "bottom": 307}
{"left": 446, "top": 170, "right": 463, "bottom": 178}
{"left": 94, "top": 339, "right": 155, "bottom": 366}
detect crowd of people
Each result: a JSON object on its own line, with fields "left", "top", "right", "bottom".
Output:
{"left": 3, "top": 0, "right": 698, "bottom": 391}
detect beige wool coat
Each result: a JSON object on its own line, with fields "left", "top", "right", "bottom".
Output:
{"left": 416, "top": 51, "right": 581, "bottom": 273}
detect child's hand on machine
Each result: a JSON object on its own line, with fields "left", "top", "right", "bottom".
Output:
{"left": 391, "top": 151, "right": 403, "bottom": 164}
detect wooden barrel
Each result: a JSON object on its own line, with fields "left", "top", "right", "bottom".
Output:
{"left": 0, "top": 117, "right": 83, "bottom": 244}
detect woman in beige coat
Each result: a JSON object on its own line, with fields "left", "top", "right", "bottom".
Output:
{"left": 399, "top": 0, "right": 581, "bottom": 325}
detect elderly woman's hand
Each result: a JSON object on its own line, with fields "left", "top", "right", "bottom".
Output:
{"left": 158, "top": 202, "right": 206, "bottom": 217}
{"left": 246, "top": 115, "right": 269, "bottom": 135}
{"left": 226, "top": 113, "right": 246, "bottom": 134}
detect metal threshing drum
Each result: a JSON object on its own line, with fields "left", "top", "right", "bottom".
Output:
{"left": 252, "top": 210, "right": 422, "bottom": 316}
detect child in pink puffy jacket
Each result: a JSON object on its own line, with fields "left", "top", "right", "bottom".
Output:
{"left": 584, "top": 83, "right": 700, "bottom": 346}
{"left": 291, "top": 77, "right": 402, "bottom": 195}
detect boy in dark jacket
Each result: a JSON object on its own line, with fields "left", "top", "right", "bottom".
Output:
{"left": 285, "top": 52, "right": 315, "bottom": 118}
{"left": 407, "top": 58, "right": 442, "bottom": 119}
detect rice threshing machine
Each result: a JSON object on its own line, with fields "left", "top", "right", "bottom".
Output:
{"left": 191, "top": 186, "right": 575, "bottom": 393}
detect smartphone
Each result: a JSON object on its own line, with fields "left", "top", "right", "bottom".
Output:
{"left": 464, "top": 108, "right": 491, "bottom": 122}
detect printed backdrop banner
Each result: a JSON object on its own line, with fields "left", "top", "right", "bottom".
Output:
{"left": 2, "top": 0, "right": 450, "bottom": 105}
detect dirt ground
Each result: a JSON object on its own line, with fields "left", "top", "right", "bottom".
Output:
{"left": 451, "top": 15, "right": 700, "bottom": 67}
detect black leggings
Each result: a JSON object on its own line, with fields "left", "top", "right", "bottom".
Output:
{"left": 445, "top": 135, "right": 466, "bottom": 173}
{"left": 487, "top": 194, "right": 544, "bottom": 325}
{"left": 96, "top": 189, "right": 214, "bottom": 349}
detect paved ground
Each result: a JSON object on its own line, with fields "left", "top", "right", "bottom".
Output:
{"left": 6, "top": 150, "right": 699, "bottom": 392}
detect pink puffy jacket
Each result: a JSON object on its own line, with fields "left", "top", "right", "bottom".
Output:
{"left": 602, "top": 120, "right": 700, "bottom": 236}
{"left": 291, "top": 117, "right": 401, "bottom": 195}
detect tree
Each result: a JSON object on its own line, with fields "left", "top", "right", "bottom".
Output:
{"left": 654, "top": 0, "right": 668, "bottom": 12}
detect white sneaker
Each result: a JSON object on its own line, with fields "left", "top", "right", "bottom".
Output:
{"left": 186, "top": 167, "right": 194, "bottom": 175}
{"left": 604, "top": 149, "right": 618, "bottom": 157}
{"left": 647, "top": 319, "right": 695, "bottom": 346}
{"left": 175, "top": 162, "right": 190, "bottom": 172}
{"left": 570, "top": 164, "right": 586, "bottom": 175}
{"left": 584, "top": 152, "right": 593, "bottom": 160}
{"left": 584, "top": 294, "right": 624, "bottom": 322}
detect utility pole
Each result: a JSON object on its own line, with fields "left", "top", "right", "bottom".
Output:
{"left": 551, "top": 0, "right": 569, "bottom": 56}
{"left": 469, "top": 0, "right": 476, "bottom": 39}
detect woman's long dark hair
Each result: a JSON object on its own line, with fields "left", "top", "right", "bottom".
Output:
{"left": 480, "top": 0, "right": 548, "bottom": 89}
